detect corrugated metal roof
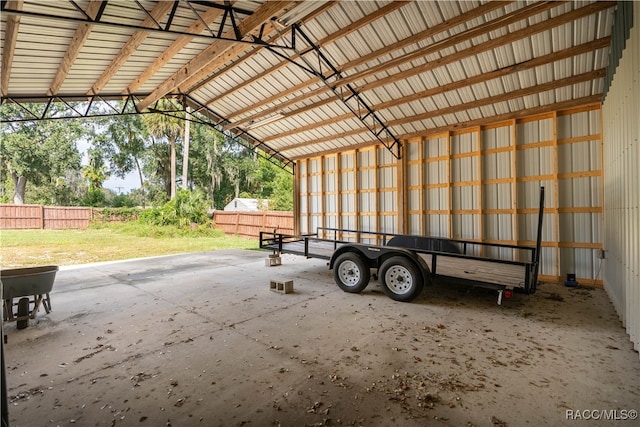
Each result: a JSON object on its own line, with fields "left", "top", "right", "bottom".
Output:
{"left": 1, "top": 0, "right": 615, "bottom": 162}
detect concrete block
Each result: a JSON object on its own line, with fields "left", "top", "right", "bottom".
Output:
{"left": 270, "top": 280, "right": 293, "bottom": 294}
{"left": 265, "top": 256, "right": 282, "bottom": 267}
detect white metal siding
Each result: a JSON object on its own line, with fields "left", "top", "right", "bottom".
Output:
{"left": 602, "top": 5, "right": 640, "bottom": 355}
{"left": 297, "top": 103, "right": 603, "bottom": 285}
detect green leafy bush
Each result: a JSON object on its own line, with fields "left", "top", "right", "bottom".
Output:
{"left": 139, "top": 190, "right": 210, "bottom": 228}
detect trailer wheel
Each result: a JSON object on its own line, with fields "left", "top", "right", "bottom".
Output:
{"left": 333, "top": 253, "right": 370, "bottom": 293}
{"left": 16, "top": 297, "right": 29, "bottom": 330}
{"left": 379, "top": 256, "right": 423, "bottom": 302}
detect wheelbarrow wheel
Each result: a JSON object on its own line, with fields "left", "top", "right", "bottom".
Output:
{"left": 17, "top": 297, "right": 29, "bottom": 330}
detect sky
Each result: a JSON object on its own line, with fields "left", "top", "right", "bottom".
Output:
{"left": 77, "top": 138, "right": 140, "bottom": 194}
{"left": 104, "top": 173, "right": 139, "bottom": 194}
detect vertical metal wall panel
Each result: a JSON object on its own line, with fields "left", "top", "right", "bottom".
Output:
{"left": 377, "top": 146, "right": 396, "bottom": 166}
{"left": 341, "top": 193, "right": 355, "bottom": 213}
{"left": 297, "top": 103, "right": 602, "bottom": 285}
{"left": 602, "top": 3, "right": 639, "bottom": 355}
{"left": 517, "top": 118, "right": 554, "bottom": 144}
{"left": 297, "top": 160, "right": 309, "bottom": 233}
{"left": 324, "top": 156, "right": 337, "bottom": 218}
{"left": 407, "top": 164, "right": 420, "bottom": 186}
{"left": 514, "top": 112, "right": 560, "bottom": 278}
{"left": 428, "top": 216, "right": 448, "bottom": 238}
{"left": 409, "top": 214, "right": 421, "bottom": 235}
{"left": 339, "top": 152, "right": 356, "bottom": 235}
{"left": 307, "top": 159, "right": 322, "bottom": 233}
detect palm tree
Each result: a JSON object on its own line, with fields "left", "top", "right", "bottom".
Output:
{"left": 143, "top": 99, "right": 183, "bottom": 199}
{"left": 82, "top": 147, "right": 109, "bottom": 189}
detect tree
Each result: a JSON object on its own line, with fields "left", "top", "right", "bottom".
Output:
{"left": 99, "top": 114, "right": 149, "bottom": 207}
{"left": 182, "top": 107, "right": 191, "bottom": 190}
{"left": 188, "top": 123, "right": 226, "bottom": 208}
{"left": 270, "top": 169, "right": 294, "bottom": 211}
{"left": 82, "top": 147, "right": 110, "bottom": 189}
{"left": 143, "top": 99, "right": 184, "bottom": 200}
{"left": 0, "top": 104, "right": 84, "bottom": 204}
{"left": 81, "top": 147, "right": 110, "bottom": 207}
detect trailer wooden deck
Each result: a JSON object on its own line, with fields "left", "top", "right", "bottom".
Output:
{"left": 418, "top": 254, "right": 526, "bottom": 288}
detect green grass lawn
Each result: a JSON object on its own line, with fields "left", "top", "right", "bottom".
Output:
{"left": 0, "top": 223, "right": 258, "bottom": 268}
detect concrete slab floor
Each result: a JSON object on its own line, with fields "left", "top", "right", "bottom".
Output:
{"left": 3, "top": 249, "right": 639, "bottom": 427}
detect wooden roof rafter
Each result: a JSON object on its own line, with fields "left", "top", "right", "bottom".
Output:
{"left": 276, "top": 70, "right": 605, "bottom": 155}
{"left": 0, "top": 0, "right": 23, "bottom": 97}
{"left": 189, "top": 0, "right": 339, "bottom": 96}
{"left": 219, "top": 0, "right": 536, "bottom": 129}
{"left": 88, "top": 0, "right": 176, "bottom": 96}
{"left": 0, "top": 1, "right": 615, "bottom": 162}
{"left": 223, "top": 1, "right": 612, "bottom": 136}
{"left": 261, "top": 36, "right": 611, "bottom": 143}
{"left": 47, "top": 0, "right": 107, "bottom": 96}
{"left": 136, "top": 1, "right": 297, "bottom": 111}
{"left": 125, "top": 4, "right": 231, "bottom": 94}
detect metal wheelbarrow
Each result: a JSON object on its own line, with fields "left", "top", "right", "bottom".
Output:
{"left": 1, "top": 265, "right": 58, "bottom": 329}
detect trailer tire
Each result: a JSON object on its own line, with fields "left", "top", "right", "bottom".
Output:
{"left": 16, "top": 297, "right": 29, "bottom": 330}
{"left": 333, "top": 253, "right": 370, "bottom": 293}
{"left": 379, "top": 256, "right": 423, "bottom": 302}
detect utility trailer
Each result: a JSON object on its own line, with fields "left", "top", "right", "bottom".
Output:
{"left": 260, "top": 188, "right": 544, "bottom": 305}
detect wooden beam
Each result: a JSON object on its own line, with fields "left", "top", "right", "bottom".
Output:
{"left": 241, "top": 27, "right": 610, "bottom": 140}
{"left": 1, "top": 0, "right": 23, "bottom": 96}
{"left": 223, "top": 1, "right": 509, "bottom": 127}
{"left": 228, "top": 84, "right": 327, "bottom": 127}
{"left": 137, "top": 1, "right": 294, "bottom": 111}
{"left": 446, "top": 132, "right": 452, "bottom": 238}
{"left": 399, "top": 97, "right": 603, "bottom": 142}
{"left": 233, "top": 1, "right": 552, "bottom": 124}
{"left": 476, "top": 128, "right": 484, "bottom": 254}
{"left": 319, "top": 156, "right": 324, "bottom": 233}
{"left": 288, "top": 97, "right": 603, "bottom": 159}
{"left": 191, "top": 1, "right": 337, "bottom": 95}
{"left": 343, "top": 2, "right": 510, "bottom": 72}
{"left": 387, "top": 70, "right": 605, "bottom": 128}
{"left": 511, "top": 119, "right": 518, "bottom": 261}
{"left": 125, "top": 6, "right": 227, "bottom": 94}
{"left": 552, "top": 111, "right": 560, "bottom": 277}
{"left": 206, "top": 1, "right": 405, "bottom": 112}
{"left": 278, "top": 72, "right": 603, "bottom": 153}
{"left": 369, "top": 37, "right": 610, "bottom": 111}
{"left": 336, "top": 153, "right": 342, "bottom": 238}
{"left": 218, "top": 0, "right": 400, "bottom": 126}
{"left": 397, "top": 141, "right": 407, "bottom": 234}
{"left": 48, "top": 0, "right": 105, "bottom": 96}
{"left": 273, "top": 35, "right": 607, "bottom": 138}
{"left": 341, "top": 1, "right": 561, "bottom": 88}
{"left": 89, "top": 1, "right": 174, "bottom": 95}
{"left": 294, "top": 160, "right": 300, "bottom": 234}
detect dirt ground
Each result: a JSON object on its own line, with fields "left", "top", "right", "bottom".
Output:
{"left": 3, "top": 249, "right": 639, "bottom": 426}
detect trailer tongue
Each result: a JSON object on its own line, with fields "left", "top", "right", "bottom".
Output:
{"left": 261, "top": 188, "right": 545, "bottom": 305}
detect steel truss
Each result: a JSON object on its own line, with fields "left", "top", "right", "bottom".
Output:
{"left": 258, "top": 21, "right": 403, "bottom": 159}
{"left": 0, "top": 0, "right": 292, "bottom": 50}
{"left": 149, "top": 94, "right": 294, "bottom": 171}
{"left": 0, "top": 93, "right": 294, "bottom": 172}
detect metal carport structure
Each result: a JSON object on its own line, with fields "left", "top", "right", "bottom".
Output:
{"left": 1, "top": 1, "right": 637, "bottom": 353}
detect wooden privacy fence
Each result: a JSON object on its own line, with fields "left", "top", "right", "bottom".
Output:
{"left": 1, "top": 204, "right": 294, "bottom": 238}
{"left": 213, "top": 211, "right": 294, "bottom": 238}
{"left": 0, "top": 204, "right": 92, "bottom": 230}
